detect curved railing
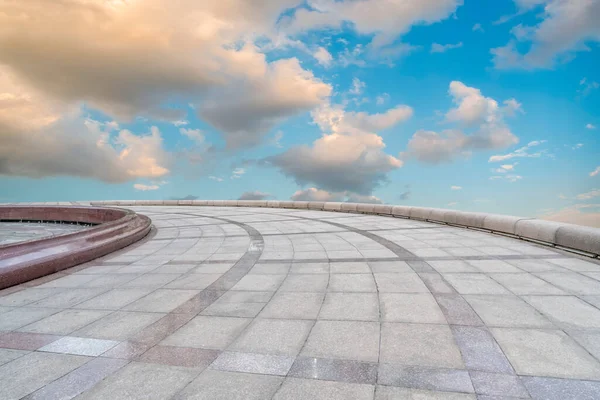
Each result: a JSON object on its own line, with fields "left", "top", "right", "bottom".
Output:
{"left": 0, "top": 206, "right": 151, "bottom": 289}
{"left": 90, "top": 200, "right": 600, "bottom": 258}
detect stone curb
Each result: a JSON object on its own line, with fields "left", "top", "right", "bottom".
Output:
{"left": 87, "top": 200, "right": 600, "bottom": 258}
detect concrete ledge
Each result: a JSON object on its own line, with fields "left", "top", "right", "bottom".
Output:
{"left": 86, "top": 201, "right": 600, "bottom": 257}
{"left": 0, "top": 206, "right": 151, "bottom": 289}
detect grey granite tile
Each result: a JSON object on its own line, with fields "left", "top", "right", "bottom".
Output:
{"left": 378, "top": 364, "right": 475, "bottom": 394}
{"left": 375, "top": 386, "right": 476, "bottom": 399}
{"left": 379, "top": 293, "right": 445, "bottom": 323}
{"left": 39, "top": 336, "right": 119, "bottom": 356}
{"left": 288, "top": 356, "right": 377, "bottom": 384}
{"left": 521, "top": 376, "right": 600, "bottom": 400}
{"left": 280, "top": 274, "right": 329, "bottom": 292}
{"left": 161, "top": 316, "right": 251, "bottom": 350}
{"left": 273, "top": 377, "right": 374, "bottom": 400}
{"left": 463, "top": 295, "right": 554, "bottom": 328}
{"left": 229, "top": 319, "right": 313, "bottom": 356}
{"left": 522, "top": 295, "right": 600, "bottom": 330}
{"left": 451, "top": 326, "right": 514, "bottom": 374}
{"left": 373, "top": 273, "right": 429, "bottom": 293}
{"left": 319, "top": 293, "right": 379, "bottom": 321}
{"left": 210, "top": 351, "right": 294, "bottom": 376}
{"left": 418, "top": 273, "right": 458, "bottom": 294}
{"left": 470, "top": 371, "right": 530, "bottom": 398}
{"left": 435, "top": 294, "right": 484, "bottom": 326}
{"left": 259, "top": 292, "right": 324, "bottom": 319}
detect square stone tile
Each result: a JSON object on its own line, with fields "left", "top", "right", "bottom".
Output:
{"left": 18, "top": 309, "right": 111, "bottom": 335}
{"left": 443, "top": 274, "right": 510, "bottom": 295}
{"left": 434, "top": 294, "right": 483, "bottom": 326}
{"left": 546, "top": 258, "right": 600, "bottom": 272}
{"left": 469, "top": 371, "right": 529, "bottom": 398}
{"left": 289, "top": 263, "right": 329, "bottom": 274}
{"left": 29, "top": 288, "right": 108, "bottom": 308}
{"left": 0, "top": 307, "right": 59, "bottom": 331}
{"left": 379, "top": 293, "right": 445, "bottom": 324}
{"left": 0, "top": 288, "right": 63, "bottom": 307}
{"left": 100, "top": 341, "right": 152, "bottom": 360}
{"left": 73, "top": 288, "right": 154, "bottom": 310}
{"left": 466, "top": 260, "right": 523, "bottom": 273}
{"left": 119, "top": 273, "right": 180, "bottom": 288}
{"left": 161, "top": 316, "right": 250, "bottom": 350}
{"left": 375, "top": 385, "right": 476, "bottom": 399}
{"left": 521, "top": 376, "right": 600, "bottom": 400}
{"left": 0, "top": 332, "right": 61, "bottom": 350}
{"left": 523, "top": 295, "right": 600, "bottom": 330}
{"left": 231, "top": 274, "right": 286, "bottom": 291}
{"left": 373, "top": 273, "right": 429, "bottom": 293}
{"left": 229, "top": 319, "right": 313, "bottom": 356}
{"left": 289, "top": 356, "right": 377, "bottom": 384}
{"left": 418, "top": 273, "right": 456, "bottom": 294}
{"left": 319, "top": 293, "right": 379, "bottom": 321}
{"left": 328, "top": 274, "right": 377, "bottom": 292}
{"left": 490, "top": 273, "right": 565, "bottom": 295}
{"left": 0, "top": 348, "right": 28, "bottom": 366}
{"left": 428, "top": 260, "right": 479, "bottom": 273}
{"left": 464, "top": 295, "right": 554, "bottom": 328}
{"left": 506, "top": 259, "right": 566, "bottom": 273}
{"left": 259, "top": 292, "right": 324, "bottom": 319}
{"left": 123, "top": 289, "right": 199, "bottom": 313}
{"left": 0, "top": 352, "right": 89, "bottom": 399}
{"left": 163, "top": 274, "right": 221, "bottom": 289}
{"left": 216, "top": 291, "right": 273, "bottom": 303}
{"left": 571, "top": 332, "right": 600, "bottom": 360}
{"left": 451, "top": 326, "right": 514, "bottom": 374}
{"left": 82, "top": 273, "right": 140, "bottom": 288}
{"left": 249, "top": 264, "right": 290, "bottom": 274}
{"left": 173, "top": 369, "right": 283, "bottom": 400}
{"left": 369, "top": 261, "right": 413, "bottom": 273}
{"left": 330, "top": 262, "right": 371, "bottom": 274}
{"left": 74, "top": 311, "right": 165, "bottom": 341}
{"left": 377, "top": 364, "right": 474, "bottom": 394}
{"left": 201, "top": 302, "right": 265, "bottom": 318}
{"left": 273, "top": 377, "right": 374, "bottom": 400}
{"left": 535, "top": 272, "right": 600, "bottom": 295}
{"left": 279, "top": 274, "right": 329, "bottom": 292}
{"left": 138, "top": 345, "right": 219, "bottom": 368}
{"left": 37, "top": 274, "right": 98, "bottom": 288}
{"left": 491, "top": 327, "right": 600, "bottom": 380}
{"left": 39, "top": 336, "right": 119, "bottom": 356}
{"left": 77, "top": 361, "right": 197, "bottom": 399}
{"left": 380, "top": 323, "right": 464, "bottom": 368}
{"left": 211, "top": 351, "right": 295, "bottom": 376}
{"left": 301, "top": 320, "right": 380, "bottom": 362}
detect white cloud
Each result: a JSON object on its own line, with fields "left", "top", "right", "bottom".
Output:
{"left": 231, "top": 168, "right": 246, "bottom": 179}
{"left": 492, "top": 0, "right": 600, "bottom": 69}
{"left": 540, "top": 204, "right": 600, "bottom": 228}
{"left": 472, "top": 23, "right": 484, "bottom": 32}
{"left": 291, "top": 188, "right": 344, "bottom": 202}
{"left": 576, "top": 189, "right": 600, "bottom": 200}
{"left": 431, "top": 42, "right": 463, "bottom": 53}
{"left": 451, "top": 186, "right": 462, "bottom": 190}
{"left": 134, "top": 183, "right": 160, "bottom": 191}
{"left": 586, "top": 123, "right": 597, "bottom": 130}
{"left": 489, "top": 140, "right": 547, "bottom": 162}
{"left": 349, "top": 78, "right": 366, "bottom": 95}
{"left": 572, "top": 143, "right": 584, "bottom": 150}
{"left": 579, "top": 78, "right": 600, "bottom": 97}
{"left": 179, "top": 128, "right": 204, "bottom": 143}
{"left": 490, "top": 175, "right": 523, "bottom": 182}
{"left": 591, "top": 166, "right": 600, "bottom": 177}
{"left": 173, "top": 120, "right": 188, "bottom": 127}
{"left": 493, "top": 163, "right": 517, "bottom": 173}
{"left": 313, "top": 47, "right": 333, "bottom": 67}
{"left": 346, "top": 193, "right": 383, "bottom": 204}
{"left": 376, "top": 93, "right": 390, "bottom": 105}
{"left": 209, "top": 176, "right": 224, "bottom": 182}
{"left": 447, "top": 201, "right": 459, "bottom": 206}
{"left": 404, "top": 81, "right": 520, "bottom": 164}
{"left": 238, "top": 191, "right": 272, "bottom": 200}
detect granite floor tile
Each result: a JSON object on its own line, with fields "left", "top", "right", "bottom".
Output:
{"left": 521, "top": 376, "right": 600, "bottom": 400}
{"left": 138, "top": 345, "right": 219, "bottom": 368}
{"left": 173, "top": 369, "right": 283, "bottom": 400}
{"left": 377, "top": 364, "right": 475, "bottom": 394}
{"left": 120, "top": 273, "right": 181, "bottom": 288}
{"left": 163, "top": 274, "right": 222, "bottom": 290}
{"left": 22, "top": 357, "right": 128, "bottom": 400}
{"left": 0, "top": 332, "right": 62, "bottom": 350}
{"left": 451, "top": 326, "right": 514, "bottom": 374}
{"left": 288, "top": 356, "right": 378, "bottom": 384}
{"left": 466, "top": 260, "right": 523, "bottom": 273}
{"left": 491, "top": 327, "right": 600, "bottom": 380}
{"left": 301, "top": 320, "right": 380, "bottom": 362}
{"left": 0, "top": 352, "right": 90, "bottom": 399}
{"left": 373, "top": 273, "right": 429, "bottom": 293}
{"left": 29, "top": 288, "right": 109, "bottom": 308}
{"left": 19, "top": 309, "right": 111, "bottom": 335}
{"left": 434, "top": 294, "right": 483, "bottom": 326}
{"left": 210, "top": 351, "right": 295, "bottom": 375}
{"left": 279, "top": 274, "right": 329, "bottom": 292}
{"left": 443, "top": 274, "right": 511, "bottom": 295}
{"left": 534, "top": 272, "right": 600, "bottom": 295}
{"left": 259, "top": 292, "right": 324, "bottom": 319}
{"left": 469, "top": 371, "right": 529, "bottom": 398}
{"left": 161, "top": 316, "right": 250, "bottom": 349}
{"left": 545, "top": 258, "right": 600, "bottom": 272}
{"left": 464, "top": 295, "right": 554, "bottom": 328}
{"left": 201, "top": 302, "right": 265, "bottom": 317}
{"left": 380, "top": 323, "right": 464, "bottom": 368}
{"left": 289, "top": 263, "right": 330, "bottom": 274}
{"left": 0, "top": 289, "right": 65, "bottom": 307}
{"left": 249, "top": 264, "right": 291, "bottom": 274}
{"left": 273, "top": 377, "right": 374, "bottom": 400}
{"left": 489, "top": 273, "right": 565, "bottom": 295}
{"left": 0, "top": 307, "right": 60, "bottom": 331}
{"left": 418, "top": 273, "right": 457, "bottom": 294}
{"left": 216, "top": 290, "right": 274, "bottom": 303}
{"left": 100, "top": 341, "right": 152, "bottom": 360}
{"left": 369, "top": 261, "right": 413, "bottom": 273}
{"left": 374, "top": 386, "right": 476, "bottom": 399}
{"left": 330, "top": 262, "right": 371, "bottom": 274}
{"left": 39, "top": 336, "right": 119, "bottom": 356}
{"left": 428, "top": 260, "right": 479, "bottom": 273}
{"left": 0, "top": 348, "right": 29, "bottom": 366}
{"left": 74, "top": 311, "right": 165, "bottom": 341}
{"left": 74, "top": 361, "right": 198, "bottom": 400}
{"left": 123, "top": 289, "right": 199, "bottom": 313}
{"left": 229, "top": 318, "right": 313, "bottom": 356}
{"left": 130, "top": 313, "right": 195, "bottom": 345}
{"left": 231, "top": 274, "right": 286, "bottom": 291}
{"left": 319, "top": 293, "right": 379, "bottom": 321}
{"left": 522, "top": 295, "right": 600, "bottom": 330}
{"left": 328, "top": 274, "right": 376, "bottom": 292}
{"left": 73, "top": 288, "right": 154, "bottom": 310}
{"left": 379, "top": 293, "right": 446, "bottom": 323}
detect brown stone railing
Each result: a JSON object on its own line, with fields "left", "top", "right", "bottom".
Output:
{"left": 0, "top": 206, "right": 151, "bottom": 289}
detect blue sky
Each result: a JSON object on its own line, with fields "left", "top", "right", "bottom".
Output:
{"left": 0, "top": 0, "right": 599, "bottom": 226}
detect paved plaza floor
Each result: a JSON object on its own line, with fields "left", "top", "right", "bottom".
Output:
{"left": 0, "top": 222, "right": 88, "bottom": 246}
{"left": 1, "top": 206, "right": 600, "bottom": 399}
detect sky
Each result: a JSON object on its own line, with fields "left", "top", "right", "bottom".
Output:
{"left": 0, "top": 0, "right": 599, "bottom": 227}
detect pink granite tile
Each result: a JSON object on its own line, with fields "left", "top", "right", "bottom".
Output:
{"left": 0, "top": 332, "right": 61, "bottom": 350}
